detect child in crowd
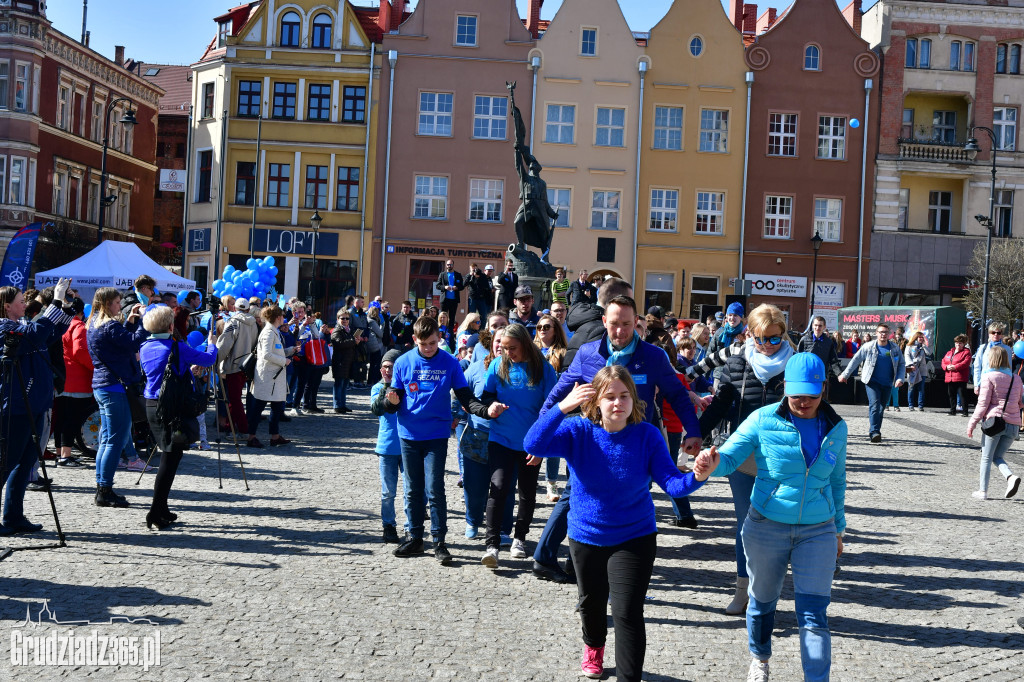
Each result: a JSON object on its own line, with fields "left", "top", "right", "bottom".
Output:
{"left": 370, "top": 349, "right": 407, "bottom": 544}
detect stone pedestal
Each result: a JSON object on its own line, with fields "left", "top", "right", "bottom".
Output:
{"left": 507, "top": 244, "right": 556, "bottom": 311}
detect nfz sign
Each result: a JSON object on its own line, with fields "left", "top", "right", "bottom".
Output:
{"left": 249, "top": 229, "right": 339, "bottom": 256}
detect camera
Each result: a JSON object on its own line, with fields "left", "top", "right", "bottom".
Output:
{"left": 2, "top": 329, "right": 23, "bottom": 358}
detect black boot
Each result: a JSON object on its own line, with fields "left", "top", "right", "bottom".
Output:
{"left": 95, "top": 486, "right": 129, "bottom": 508}
{"left": 383, "top": 525, "right": 400, "bottom": 544}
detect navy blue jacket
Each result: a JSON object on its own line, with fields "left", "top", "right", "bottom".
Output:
{"left": 0, "top": 305, "right": 72, "bottom": 415}
{"left": 542, "top": 334, "right": 701, "bottom": 438}
{"left": 87, "top": 319, "right": 149, "bottom": 390}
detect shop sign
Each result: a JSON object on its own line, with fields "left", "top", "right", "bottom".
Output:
{"left": 747, "top": 273, "right": 807, "bottom": 298}
{"left": 250, "top": 229, "right": 338, "bottom": 256}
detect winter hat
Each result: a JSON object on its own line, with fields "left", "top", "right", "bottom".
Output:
{"left": 382, "top": 349, "right": 403, "bottom": 365}
{"left": 727, "top": 301, "right": 745, "bottom": 317}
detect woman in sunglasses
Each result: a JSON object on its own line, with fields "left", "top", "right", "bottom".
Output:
{"left": 534, "top": 313, "right": 568, "bottom": 501}
{"left": 681, "top": 303, "right": 796, "bottom": 617}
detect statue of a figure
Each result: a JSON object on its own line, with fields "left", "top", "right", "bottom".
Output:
{"left": 507, "top": 81, "right": 558, "bottom": 263}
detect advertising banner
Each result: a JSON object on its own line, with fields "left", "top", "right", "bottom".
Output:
{"left": 812, "top": 282, "right": 845, "bottom": 330}
{"left": 747, "top": 273, "right": 807, "bottom": 298}
{"left": 158, "top": 169, "right": 186, "bottom": 192}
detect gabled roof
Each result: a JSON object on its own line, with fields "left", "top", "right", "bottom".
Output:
{"left": 141, "top": 64, "right": 193, "bottom": 115}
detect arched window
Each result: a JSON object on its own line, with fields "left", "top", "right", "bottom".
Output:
{"left": 804, "top": 45, "right": 820, "bottom": 70}
{"left": 280, "top": 11, "right": 301, "bottom": 47}
{"left": 311, "top": 14, "right": 332, "bottom": 49}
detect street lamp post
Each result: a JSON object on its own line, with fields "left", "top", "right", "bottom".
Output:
{"left": 98, "top": 98, "right": 138, "bottom": 244}
{"left": 809, "top": 230, "right": 824, "bottom": 325}
{"left": 964, "top": 127, "right": 998, "bottom": 339}
{"left": 307, "top": 209, "right": 323, "bottom": 309}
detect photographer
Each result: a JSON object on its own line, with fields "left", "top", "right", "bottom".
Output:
{"left": 466, "top": 263, "right": 494, "bottom": 320}
{"left": 139, "top": 306, "right": 217, "bottom": 529}
{"left": 0, "top": 278, "right": 73, "bottom": 535}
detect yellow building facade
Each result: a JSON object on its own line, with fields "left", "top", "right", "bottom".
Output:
{"left": 184, "top": 0, "right": 380, "bottom": 311}
{"left": 635, "top": 0, "right": 747, "bottom": 319}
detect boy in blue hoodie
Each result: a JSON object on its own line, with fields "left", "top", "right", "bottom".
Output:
{"left": 370, "top": 349, "right": 407, "bottom": 544}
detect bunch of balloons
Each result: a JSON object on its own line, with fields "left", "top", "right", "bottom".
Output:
{"left": 211, "top": 256, "right": 278, "bottom": 301}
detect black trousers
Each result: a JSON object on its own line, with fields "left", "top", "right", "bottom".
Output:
{"left": 151, "top": 444, "right": 184, "bottom": 516}
{"left": 53, "top": 395, "right": 97, "bottom": 448}
{"left": 946, "top": 381, "right": 969, "bottom": 414}
{"left": 569, "top": 532, "right": 658, "bottom": 682}
{"left": 246, "top": 395, "right": 284, "bottom": 437}
{"left": 484, "top": 441, "right": 541, "bottom": 549}
{"left": 441, "top": 298, "right": 459, "bottom": 324}
{"left": 295, "top": 363, "right": 324, "bottom": 408}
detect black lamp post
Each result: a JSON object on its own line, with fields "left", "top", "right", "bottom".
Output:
{"left": 98, "top": 98, "right": 138, "bottom": 244}
{"left": 307, "top": 209, "right": 323, "bottom": 309}
{"left": 964, "top": 127, "right": 998, "bottom": 338}
{"left": 809, "top": 230, "right": 824, "bottom": 324}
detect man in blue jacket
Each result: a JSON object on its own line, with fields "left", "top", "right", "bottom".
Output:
{"left": 531, "top": 294, "right": 702, "bottom": 582}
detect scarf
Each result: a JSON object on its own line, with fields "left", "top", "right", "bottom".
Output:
{"left": 136, "top": 289, "right": 150, "bottom": 305}
{"left": 743, "top": 336, "right": 794, "bottom": 383}
{"left": 607, "top": 332, "right": 640, "bottom": 367}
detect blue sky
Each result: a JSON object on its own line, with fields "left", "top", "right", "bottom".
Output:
{"left": 47, "top": 1, "right": 806, "bottom": 66}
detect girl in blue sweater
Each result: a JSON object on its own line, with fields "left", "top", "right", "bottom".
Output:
{"left": 524, "top": 365, "right": 707, "bottom": 682}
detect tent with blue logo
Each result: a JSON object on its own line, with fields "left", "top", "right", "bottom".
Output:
{"left": 34, "top": 241, "right": 195, "bottom": 296}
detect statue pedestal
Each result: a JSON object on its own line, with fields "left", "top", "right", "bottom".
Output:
{"left": 507, "top": 244, "right": 556, "bottom": 311}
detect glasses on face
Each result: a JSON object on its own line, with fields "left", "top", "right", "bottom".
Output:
{"left": 754, "top": 335, "right": 783, "bottom": 346}
{"left": 536, "top": 324, "right": 553, "bottom": 331}
{"left": 339, "top": 317, "right": 350, "bottom": 320}
{"left": 790, "top": 395, "right": 819, "bottom": 403}
{"left": 990, "top": 331, "right": 1003, "bottom": 336}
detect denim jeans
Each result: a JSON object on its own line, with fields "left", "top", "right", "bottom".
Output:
{"left": 743, "top": 508, "right": 836, "bottom": 681}
{"left": 379, "top": 454, "right": 407, "bottom": 529}
{"left": 456, "top": 423, "right": 515, "bottom": 532}
{"left": 2, "top": 410, "right": 46, "bottom": 525}
{"left": 534, "top": 483, "right": 570, "bottom": 567}
{"left": 400, "top": 437, "right": 449, "bottom": 542}
{"left": 908, "top": 381, "right": 926, "bottom": 408}
{"left": 864, "top": 380, "right": 893, "bottom": 436}
{"left": 286, "top": 364, "right": 297, "bottom": 407}
{"left": 979, "top": 422, "right": 1017, "bottom": 493}
{"left": 544, "top": 457, "right": 560, "bottom": 484}
{"left": 468, "top": 297, "right": 491, "bottom": 320}
{"left": 246, "top": 397, "right": 283, "bottom": 437}
{"left": 94, "top": 388, "right": 132, "bottom": 487}
{"left": 332, "top": 377, "right": 350, "bottom": 409}
{"left": 728, "top": 471, "right": 756, "bottom": 577}
{"left": 666, "top": 430, "right": 693, "bottom": 520}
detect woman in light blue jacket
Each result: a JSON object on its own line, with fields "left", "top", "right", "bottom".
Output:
{"left": 697, "top": 353, "right": 847, "bottom": 682}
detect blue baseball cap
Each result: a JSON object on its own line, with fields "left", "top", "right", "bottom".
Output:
{"left": 784, "top": 352, "right": 826, "bottom": 397}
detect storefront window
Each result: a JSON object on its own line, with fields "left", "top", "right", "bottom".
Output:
{"left": 300, "top": 258, "right": 356, "bottom": 314}
{"left": 409, "top": 259, "right": 443, "bottom": 309}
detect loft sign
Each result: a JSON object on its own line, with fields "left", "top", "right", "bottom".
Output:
{"left": 250, "top": 229, "right": 339, "bottom": 256}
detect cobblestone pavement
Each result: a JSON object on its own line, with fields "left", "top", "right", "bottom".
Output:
{"left": 1, "top": 382, "right": 1022, "bottom": 681}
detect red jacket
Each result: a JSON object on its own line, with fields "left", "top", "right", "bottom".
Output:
{"left": 62, "top": 318, "right": 94, "bottom": 393}
{"left": 845, "top": 339, "right": 860, "bottom": 358}
{"left": 941, "top": 346, "right": 972, "bottom": 383}
{"left": 661, "top": 371, "right": 694, "bottom": 434}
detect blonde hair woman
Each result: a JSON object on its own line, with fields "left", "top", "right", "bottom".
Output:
{"left": 967, "top": 346, "right": 1023, "bottom": 500}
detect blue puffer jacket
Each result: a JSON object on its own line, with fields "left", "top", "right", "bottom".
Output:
{"left": 87, "top": 319, "right": 149, "bottom": 390}
{"left": 712, "top": 400, "right": 847, "bottom": 534}
{"left": 0, "top": 305, "right": 72, "bottom": 415}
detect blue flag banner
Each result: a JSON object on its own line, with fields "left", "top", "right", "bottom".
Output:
{"left": 0, "top": 222, "right": 43, "bottom": 291}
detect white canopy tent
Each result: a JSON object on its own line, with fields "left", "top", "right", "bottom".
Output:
{"left": 34, "top": 241, "right": 196, "bottom": 295}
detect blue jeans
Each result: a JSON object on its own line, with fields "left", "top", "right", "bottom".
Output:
{"left": 378, "top": 454, "right": 408, "bottom": 529}
{"left": 332, "top": 377, "right": 350, "bottom": 409}
{"left": 743, "top": 508, "right": 836, "bottom": 681}
{"left": 729, "top": 471, "right": 756, "bottom": 578}
{"left": 400, "top": 438, "right": 449, "bottom": 542}
{"left": 666, "top": 431, "right": 693, "bottom": 520}
{"left": 94, "top": 389, "right": 132, "bottom": 488}
{"left": 545, "top": 456, "right": 560, "bottom": 484}
{"left": 534, "top": 483, "right": 571, "bottom": 567}
{"left": 286, "top": 364, "right": 297, "bottom": 407}
{"left": 2, "top": 410, "right": 46, "bottom": 525}
{"left": 864, "top": 380, "right": 893, "bottom": 436}
{"left": 469, "top": 298, "right": 491, "bottom": 320}
{"left": 908, "top": 381, "right": 925, "bottom": 408}
{"left": 979, "top": 422, "right": 1017, "bottom": 493}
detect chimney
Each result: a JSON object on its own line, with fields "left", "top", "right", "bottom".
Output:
{"left": 729, "top": 0, "right": 744, "bottom": 31}
{"left": 114, "top": 45, "right": 125, "bottom": 66}
{"left": 756, "top": 8, "right": 777, "bottom": 34}
{"left": 743, "top": 4, "right": 758, "bottom": 34}
{"left": 377, "top": 0, "right": 392, "bottom": 33}
{"left": 391, "top": 0, "right": 406, "bottom": 32}
{"left": 527, "top": 0, "right": 544, "bottom": 38}
{"left": 842, "top": 0, "right": 863, "bottom": 36}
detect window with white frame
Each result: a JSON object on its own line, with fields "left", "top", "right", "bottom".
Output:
{"left": 418, "top": 92, "right": 453, "bottom": 136}
{"left": 0, "top": 159, "right": 5, "bottom": 202}
{"left": 768, "top": 113, "right": 797, "bottom": 156}
{"left": 591, "top": 191, "right": 620, "bottom": 229}
{"left": 690, "top": 275, "right": 719, "bottom": 319}
{"left": 547, "top": 187, "right": 571, "bottom": 227}
{"left": 964, "top": 42, "right": 976, "bottom": 71}
{"left": 649, "top": 189, "right": 678, "bottom": 231}
{"left": 994, "top": 107, "right": 1017, "bottom": 151}
{"left": 414, "top": 175, "right": 448, "bottom": 219}
{"left": 817, "top": 116, "right": 846, "bottom": 159}
{"left": 920, "top": 38, "right": 932, "bottom": 68}
{"left": 653, "top": 106, "right": 682, "bottom": 150}
{"left": 932, "top": 110, "right": 956, "bottom": 144}
{"left": 805, "top": 45, "right": 820, "bottom": 70}
{"left": 57, "top": 85, "right": 70, "bottom": 130}
{"left": 455, "top": 15, "right": 478, "bottom": 46}
{"left": 814, "top": 198, "right": 842, "bottom": 242}
{"left": 545, "top": 104, "right": 575, "bottom": 144}
{"left": 695, "top": 191, "right": 725, "bottom": 235}
{"left": 91, "top": 98, "right": 103, "bottom": 142}
{"left": 928, "top": 190, "right": 952, "bottom": 233}
{"left": 995, "top": 189, "right": 1013, "bottom": 237}
{"left": 898, "top": 188, "right": 909, "bottom": 231}
{"left": 473, "top": 96, "right": 507, "bottom": 140}
{"left": 764, "top": 195, "right": 793, "bottom": 238}
{"left": 469, "top": 179, "right": 503, "bottom": 222}
{"left": 0, "top": 64, "right": 8, "bottom": 109}
{"left": 14, "top": 63, "right": 29, "bottom": 112}
{"left": 54, "top": 169, "right": 68, "bottom": 216}
{"left": 88, "top": 180, "right": 100, "bottom": 223}
{"left": 581, "top": 28, "right": 597, "bottom": 56}
{"left": 118, "top": 188, "right": 131, "bottom": 230}
{"left": 9, "top": 157, "right": 26, "bottom": 205}
{"left": 595, "top": 107, "right": 625, "bottom": 147}
{"left": 644, "top": 272, "right": 674, "bottom": 311}
{"left": 700, "top": 109, "right": 729, "bottom": 153}
{"left": 950, "top": 41, "right": 962, "bottom": 71}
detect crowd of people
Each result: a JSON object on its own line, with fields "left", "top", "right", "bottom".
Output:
{"left": 2, "top": 258, "right": 1022, "bottom": 682}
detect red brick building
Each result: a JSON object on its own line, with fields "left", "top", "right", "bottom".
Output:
{"left": 0, "top": 0, "right": 161, "bottom": 276}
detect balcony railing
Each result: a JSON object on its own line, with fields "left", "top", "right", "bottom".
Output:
{"left": 897, "top": 138, "right": 970, "bottom": 162}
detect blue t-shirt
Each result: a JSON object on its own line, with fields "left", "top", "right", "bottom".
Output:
{"left": 392, "top": 348, "right": 468, "bottom": 441}
{"left": 464, "top": 359, "right": 491, "bottom": 431}
{"left": 446, "top": 273, "right": 456, "bottom": 299}
{"left": 873, "top": 342, "right": 897, "bottom": 386}
{"left": 371, "top": 382, "right": 402, "bottom": 456}
{"left": 791, "top": 415, "right": 823, "bottom": 468}
{"left": 483, "top": 360, "right": 558, "bottom": 451}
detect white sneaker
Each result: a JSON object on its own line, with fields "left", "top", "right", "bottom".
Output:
{"left": 124, "top": 458, "right": 149, "bottom": 472}
{"left": 510, "top": 538, "right": 527, "bottom": 559}
{"left": 546, "top": 480, "right": 560, "bottom": 502}
{"left": 198, "top": 440, "right": 212, "bottom": 451}
{"left": 287, "top": 408, "right": 301, "bottom": 417}
{"left": 1005, "top": 475, "right": 1021, "bottom": 499}
{"left": 971, "top": 490, "right": 988, "bottom": 501}
{"left": 481, "top": 547, "right": 499, "bottom": 568}
{"left": 747, "top": 659, "right": 770, "bottom": 682}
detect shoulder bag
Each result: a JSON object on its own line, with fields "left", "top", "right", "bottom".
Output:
{"left": 980, "top": 376, "right": 1017, "bottom": 437}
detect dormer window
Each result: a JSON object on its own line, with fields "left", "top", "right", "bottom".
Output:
{"left": 218, "top": 21, "right": 230, "bottom": 48}
{"left": 312, "top": 14, "right": 332, "bottom": 49}
{"left": 455, "top": 15, "right": 477, "bottom": 47}
{"left": 804, "top": 45, "right": 820, "bottom": 71}
{"left": 281, "top": 11, "right": 301, "bottom": 48}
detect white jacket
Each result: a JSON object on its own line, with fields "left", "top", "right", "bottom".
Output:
{"left": 251, "top": 324, "right": 290, "bottom": 402}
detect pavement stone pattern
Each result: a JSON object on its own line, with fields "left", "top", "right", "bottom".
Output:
{"left": 1, "top": 381, "right": 1023, "bottom": 681}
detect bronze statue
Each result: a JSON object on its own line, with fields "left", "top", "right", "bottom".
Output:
{"left": 508, "top": 81, "right": 558, "bottom": 263}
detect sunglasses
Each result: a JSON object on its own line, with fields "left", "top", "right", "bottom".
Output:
{"left": 789, "top": 395, "right": 819, "bottom": 402}
{"left": 753, "top": 335, "right": 783, "bottom": 346}
{"left": 990, "top": 331, "right": 1003, "bottom": 335}
{"left": 536, "top": 324, "right": 553, "bottom": 331}
{"left": 339, "top": 317, "right": 350, "bottom": 320}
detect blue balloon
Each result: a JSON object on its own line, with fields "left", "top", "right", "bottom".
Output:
{"left": 187, "top": 330, "right": 206, "bottom": 348}
{"left": 850, "top": 118, "right": 860, "bottom": 129}
{"left": 265, "top": 256, "right": 275, "bottom": 267}
{"left": 1014, "top": 340, "right": 1024, "bottom": 360}
{"left": 84, "top": 304, "right": 92, "bottom": 318}
{"left": 246, "top": 258, "right": 257, "bottom": 270}
{"left": 177, "top": 291, "right": 189, "bottom": 305}
{"left": 269, "top": 266, "right": 279, "bottom": 277}
{"left": 213, "top": 279, "right": 225, "bottom": 290}
{"left": 224, "top": 265, "right": 236, "bottom": 275}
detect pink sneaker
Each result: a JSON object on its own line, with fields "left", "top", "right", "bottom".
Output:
{"left": 581, "top": 645, "right": 604, "bottom": 679}
{"left": 124, "top": 459, "right": 150, "bottom": 472}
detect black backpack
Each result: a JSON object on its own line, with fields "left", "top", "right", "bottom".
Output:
{"left": 156, "top": 341, "right": 207, "bottom": 423}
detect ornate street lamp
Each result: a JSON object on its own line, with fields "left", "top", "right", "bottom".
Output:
{"left": 809, "top": 230, "right": 824, "bottom": 325}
